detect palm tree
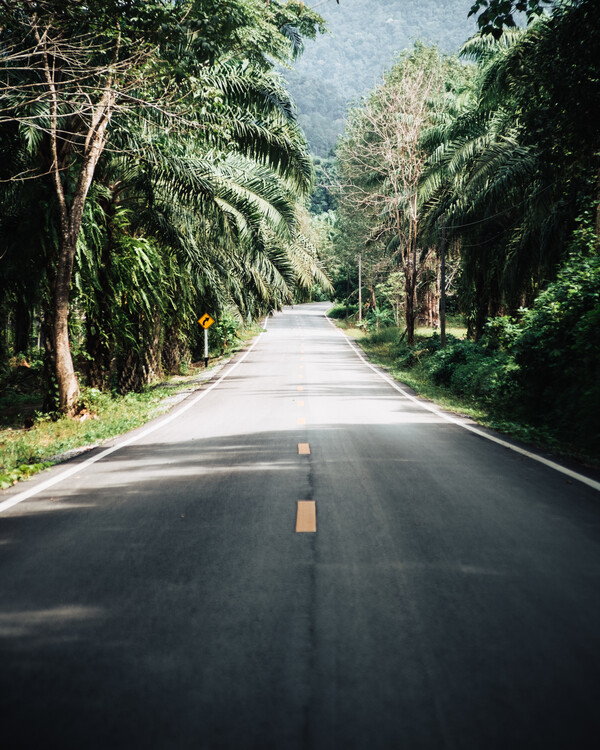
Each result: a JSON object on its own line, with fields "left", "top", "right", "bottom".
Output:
{"left": 419, "top": 22, "right": 586, "bottom": 337}
{"left": 74, "top": 55, "right": 330, "bottom": 390}
{"left": 1, "top": 0, "right": 327, "bottom": 407}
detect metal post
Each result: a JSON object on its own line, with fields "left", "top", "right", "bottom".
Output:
{"left": 346, "top": 265, "right": 350, "bottom": 319}
{"left": 440, "top": 217, "right": 447, "bottom": 349}
{"left": 358, "top": 252, "right": 362, "bottom": 324}
{"left": 204, "top": 327, "right": 209, "bottom": 368}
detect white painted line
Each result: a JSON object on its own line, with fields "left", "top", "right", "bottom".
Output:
{"left": 0, "top": 320, "right": 269, "bottom": 515}
{"left": 326, "top": 316, "right": 600, "bottom": 493}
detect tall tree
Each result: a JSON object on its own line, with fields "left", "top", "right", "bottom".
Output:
{"left": 420, "top": 2, "right": 600, "bottom": 335}
{"left": 336, "top": 44, "right": 448, "bottom": 344}
{"left": 0, "top": 0, "right": 326, "bottom": 412}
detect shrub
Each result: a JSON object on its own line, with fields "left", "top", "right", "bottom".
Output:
{"left": 422, "top": 338, "right": 476, "bottom": 387}
{"left": 327, "top": 303, "right": 358, "bottom": 319}
{"left": 366, "top": 326, "right": 402, "bottom": 345}
{"left": 365, "top": 306, "right": 394, "bottom": 331}
{"left": 482, "top": 315, "right": 521, "bottom": 351}
{"left": 510, "top": 244, "right": 600, "bottom": 450}
{"left": 210, "top": 311, "right": 240, "bottom": 354}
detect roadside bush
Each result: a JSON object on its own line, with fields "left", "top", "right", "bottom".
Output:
{"left": 366, "top": 326, "right": 401, "bottom": 345}
{"left": 509, "top": 245, "right": 600, "bottom": 450}
{"left": 482, "top": 316, "right": 521, "bottom": 351}
{"left": 365, "top": 306, "right": 394, "bottom": 331}
{"left": 422, "top": 337, "right": 476, "bottom": 387}
{"left": 209, "top": 311, "right": 240, "bottom": 354}
{"left": 418, "top": 334, "right": 513, "bottom": 405}
{"left": 327, "top": 303, "right": 358, "bottom": 319}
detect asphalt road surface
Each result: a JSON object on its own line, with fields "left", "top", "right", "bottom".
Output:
{"left": 1, "top": 303, "right": 600, "bottom": 750}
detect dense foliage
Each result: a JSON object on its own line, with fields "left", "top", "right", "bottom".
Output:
{"left": 326, "top": 0, "right": 600, "bottom": 456}
{"left": 0, "top": 0, "right": 332, "bottom": 414}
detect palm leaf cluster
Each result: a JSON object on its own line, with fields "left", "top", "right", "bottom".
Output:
{"left": 420, "top": 1, "right": 600, "bottom": 336}
{"left": 0, "top": 0, "right": 332, "bottom": 398}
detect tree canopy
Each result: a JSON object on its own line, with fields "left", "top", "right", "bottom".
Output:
{"left": 0, "top": 0, "right": 332, "bottom": 412}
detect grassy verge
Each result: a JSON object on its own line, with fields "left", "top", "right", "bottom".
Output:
{"left": 333, "top": 319, "right": 599, "bottom": 470}
{"left": 344, "top": 323, "right": 487, "bottom": 422}
{"left": 0, "top": 324, "right": 262, "bottom": 489}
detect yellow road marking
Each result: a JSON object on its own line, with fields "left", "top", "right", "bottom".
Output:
{"left": 298, "top": 374, "right": 303, "bottom": 380}
{"left": 297, "top": 400, "right": 304, "bottom": 407}
{"left": 298, "top": 417, "right": 306, "bottom": 425}
{"left": 296, "top": 501, "right": 316, "bottom": 533}
{"left": 298, "top": 443, "right": 310, "bottom": 455}
{"left": 297, "top": 386, "right": 303, "bottom": 391}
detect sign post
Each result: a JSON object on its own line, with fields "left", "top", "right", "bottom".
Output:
{"left": 198, "top": 313, "right": 215, "bottom": 368}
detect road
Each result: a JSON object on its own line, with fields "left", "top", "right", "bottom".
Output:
{"left": 1, "top": 302, "right": 600, "bottom": 749}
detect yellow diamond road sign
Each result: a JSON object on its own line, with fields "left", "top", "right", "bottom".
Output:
{"left": 198, "top": 313, "right": 215, "bottom": 329}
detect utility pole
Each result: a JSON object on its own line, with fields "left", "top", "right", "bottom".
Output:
{"left": 358, "top": 252, "right": 362, "bottom": 324}
{"left": 346, "top": 264, "right": 350, "bottom": 319}
{"left": 440, "top": 216, "right": 447, "bottom": 349}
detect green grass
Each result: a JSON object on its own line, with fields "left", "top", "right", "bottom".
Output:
{"left": 0, "top": 324, "right": 262, "bottom": 489}
{"left": 333, "top": 320, "right": 486, "bottom": 421}
{"left": 356, "top": 326, "right": 488, "bottom": 421}
{"left": 335, "top": 320, "right": 600, "bottom": 469}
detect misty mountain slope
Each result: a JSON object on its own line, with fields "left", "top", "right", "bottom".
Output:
{"left": 286, "top": 0, "right": 477, "bottom": 155}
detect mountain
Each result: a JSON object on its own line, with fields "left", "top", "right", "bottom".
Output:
{"left": 285, "top": 0, "right": 478, "bottom": 155}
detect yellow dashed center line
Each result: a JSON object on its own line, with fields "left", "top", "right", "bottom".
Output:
{"left": 298, "top": 443, "right": 310, "bottom": 455}
{"left": 297, "top": 417, "right": 306, "bottom": 425}
{"left": 297, "top": 400, "right": 304, "bottom": 407}
{"left": 297, "top": 386, "right": 303, "bottom": 392}
{"left": 296, "top": 501, "right": 316, "bottom": 533}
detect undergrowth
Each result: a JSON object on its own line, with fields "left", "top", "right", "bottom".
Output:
{"left": 340, "top": 320, "right": 599, "bottom": 469}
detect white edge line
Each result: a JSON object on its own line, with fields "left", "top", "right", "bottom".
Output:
{"left": 0, "top": 320, "right": 269, "bottom": 515}
{"left": 326, "top": 315, "right": 600, "bottom": 493}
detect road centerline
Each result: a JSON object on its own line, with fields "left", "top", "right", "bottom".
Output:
{"left": 295, "top": 501, "right": 316, "bottom": 532}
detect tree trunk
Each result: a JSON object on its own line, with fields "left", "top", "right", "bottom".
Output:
{"left": 118, "top": 349, "right": 139, "bottom": 395}
{"left": 53, "top": 231, "right": 80, "bottom": 414}
{"left": 142, "top": 314, "right": 163, "bottom": 384}
{"left": 30, "top": 25, "right": 117, "bottom": 413}
{"left": 0, "top": 306, "right": 9, "bottom": 367}
{"left": 404, "top": 249, "right": 418, "bottom": 346}
{"left": 41, "top": 309, "right": 57, "bottom": 412}
{"left": 405, "top": 271, "right": 416, "bottom": 346}
{"left": 162, "top": 323, "right": 189, "bottom": 375}
{"left": 473, "top": 272, "right": 489, "bottom": 341}
{"left": 440, "top": 221, "right": 447, "bottom": 348}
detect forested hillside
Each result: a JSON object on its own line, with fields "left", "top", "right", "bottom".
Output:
{"left": 285, "top": 0, "right": 477, "bottom": 155}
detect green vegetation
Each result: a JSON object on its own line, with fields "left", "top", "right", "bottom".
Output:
{"left": 1, "top": 1, "right": 333, "bottom": 418}
{"left": 335, "top": 287, "right": 599, "bottom": 466}
{"left": 285, "top": 0, "right": 478, "bottom": 156}
{"left": 2, "top": 0, "right": 599, "bottom": 482}
{"left": 323, "top": 0, "right": 600, "bottom": 464}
